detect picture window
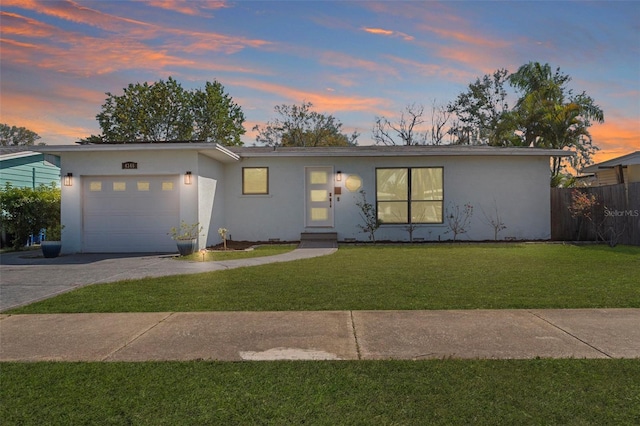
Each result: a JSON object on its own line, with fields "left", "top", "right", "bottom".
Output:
{"left": 376, "top": 167, "right": 443, "bottom": 224}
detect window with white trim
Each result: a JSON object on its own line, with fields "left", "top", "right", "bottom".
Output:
{"left": 376, "top": 167, "right": 443, "bottom": 224}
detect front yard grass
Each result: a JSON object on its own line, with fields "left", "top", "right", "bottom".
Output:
{"left": 2, "top": 360, "right": 639, "bottom": 424}
{"left": 7, "top": 243, "right": 640, "bottom": 313}
{"left": 4, "top": 244, "right": 640, "bottom": 424}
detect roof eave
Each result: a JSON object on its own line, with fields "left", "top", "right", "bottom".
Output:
{"left": 231, "top": 146, "right": 572, "bottom": 158}
{"left": 581, "top": 151, "right": 640, "bottom": 173}
{"left": 35, "top": 143, "right": 240, "bottom": 163}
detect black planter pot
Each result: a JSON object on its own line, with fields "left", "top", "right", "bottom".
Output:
{"left": 41, "top": 241, "right": 62, "bottom": 258}
{"left": 176, "top": 239, "right": 197, "bottom": 256}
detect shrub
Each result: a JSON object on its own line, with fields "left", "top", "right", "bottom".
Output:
{"left": 0, "top": 183, "right": 61, "bottom": 249}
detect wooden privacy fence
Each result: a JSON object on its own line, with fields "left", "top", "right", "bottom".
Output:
{"left": 551, "top": 182, "right": 640, "bottom": 246}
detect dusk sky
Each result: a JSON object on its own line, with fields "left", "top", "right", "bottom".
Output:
{"left": 1, "top": 0, "right": 638, "bottom": 163}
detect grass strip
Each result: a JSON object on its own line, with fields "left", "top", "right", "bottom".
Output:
{"left": 7, "top": 244, "right": 640, "bottom": 313}
{"left": 2, "top": 359, "right": 639, "bottom": 425}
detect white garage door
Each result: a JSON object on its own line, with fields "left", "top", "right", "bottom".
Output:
{"left": 83, "top": 176, "right": 180, "bottom": 252}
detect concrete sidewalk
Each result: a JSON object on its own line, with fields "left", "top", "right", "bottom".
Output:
{"left": 1, "top": 309, "right": 639, "bottom": 361}
{"left": 0, "top": 247, "right": 337, "bottom": 311}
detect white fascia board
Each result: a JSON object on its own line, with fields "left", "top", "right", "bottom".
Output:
{"left": 35, "top": 143, "right": 571, "bottom": 161}
{"left": 35, "top": 143, "right": 240, "bottom": 163}
{"left": 231, "top": 146, "right": 572, "bottom": 158}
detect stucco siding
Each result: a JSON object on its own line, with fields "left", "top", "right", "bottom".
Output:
{"left": 44, "top": 144, "right": 559, "bottom": 252}
{"left": 197, "top": 154, "right": 225, "bottom": 249}
{"left": 60, "top": 150, "right": 201, "bottom": 253}
{"left": 223, "top": 154, "right": 552, "bottom": 242}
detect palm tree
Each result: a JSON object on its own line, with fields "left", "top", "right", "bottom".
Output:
{"left": 508, "top": 62, "right": 604, "bottom": 181}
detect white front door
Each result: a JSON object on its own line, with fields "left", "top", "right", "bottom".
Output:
{"left": 305, "top": 166, "right": 334, "bottom": 227}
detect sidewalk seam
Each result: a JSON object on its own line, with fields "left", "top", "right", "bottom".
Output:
{"left": 528, "top": 311, "right": 612, "bottom": 359}
{"left": 350, "top": 311, "right": 362, "bottom": 360}
{"left": 101, "top": 312, "right": 175, "bottom": 361}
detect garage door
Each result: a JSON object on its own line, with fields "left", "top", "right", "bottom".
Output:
{"left": 83, "top": 176, "right": 180, "bottom": 252}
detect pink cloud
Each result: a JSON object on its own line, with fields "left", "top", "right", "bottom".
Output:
{"left": 0, "top": 9, "right": 270, "bottom": 77}
{"left": 166, "top": 29, "right": 271, "bottom": 55}
{"left": 319, "top": 51, "right": 399, "bottom": 77}
{"left": 2, "top": 0, "right": 153, "bottom": 32}
{"left": 362, "top": 27, "right": 414, "bottom": 41}
{"left": 4, "top": 1, "right": 270, "bottom": 54}
{"left": 357, "top": 2, "right": 515, "bottom": 75}
{"left": 386, "top": 55, "right": 475, "bottom": 83}
{"left": 231, "top": 79, "right": 389, "bottom": 114}
{"left": 421, "top": 25, "right": 509, "bottom": 49}
{"left": 0, "top": 11, "right": 57, "bottom": 38}
{"left": 0, "top": 90, "right": 102, "bottom": 144}
{"left": 590, "top": 118, "right": 640, "bottom": 162}
{"left": 144, "top": 0, "right": 229, "bottom": 16}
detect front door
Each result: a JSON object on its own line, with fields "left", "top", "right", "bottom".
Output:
{"left": 305, "top": 166, "right": 334, "bottom": 227}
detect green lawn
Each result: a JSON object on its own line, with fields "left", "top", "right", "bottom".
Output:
{"left": 7, "top": 243, "right": 640, "bottom": 313}
{"left": 4, "top": 244, "right": 640, "bottom": 424}
{"left": 2, "top": 360, "right": 639, "bottom": 425}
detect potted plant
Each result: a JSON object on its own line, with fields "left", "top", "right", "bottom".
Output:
{"left": 168, "top": 221, "right": 203, "bottom": 256}
{"left": 41, "top": 224, "right": 64, "bottom": 258}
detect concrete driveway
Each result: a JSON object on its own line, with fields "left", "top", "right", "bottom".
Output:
{"left": 0, "top": 247, "right": 337, "bottom": 312}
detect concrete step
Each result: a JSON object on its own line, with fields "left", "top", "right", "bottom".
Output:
{"left": 300, "top": 232, "right": 337, "bottom": 241}
{"left": 299, "top": 232, "right": 338, "bottom": 248}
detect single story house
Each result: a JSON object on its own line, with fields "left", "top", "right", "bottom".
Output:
{"left": 581, "top": 151, "right": 640, "bottom": 186}
{"left": 0, "top": 148, "right": 61, "bottom": 188}
{"left": 38, "top": 144, "right": 568, "bottom": 253}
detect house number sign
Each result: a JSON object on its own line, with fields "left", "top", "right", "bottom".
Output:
{"left": 122, "top": 162, "right": 138, "bottom": 170}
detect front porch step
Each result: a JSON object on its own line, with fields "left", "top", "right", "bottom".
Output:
{"left": 300, "top": 232, "right": 337, "bottom": 241}
{"left": 299, "top": 232, "right": 338, "bottom": 248}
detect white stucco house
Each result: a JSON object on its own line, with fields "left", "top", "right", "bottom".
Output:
{"left": 38, "top": 143, "right": 568, "bottom": 253}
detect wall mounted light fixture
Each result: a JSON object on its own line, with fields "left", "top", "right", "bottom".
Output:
{"left": 184, "top": 171, "right": 192, "bottom": 185}
{"left": 336, "top": 170, "right": 342, "bottom": 182}
{"left": 63, "top": 172, "right": 73, "bottom": 186}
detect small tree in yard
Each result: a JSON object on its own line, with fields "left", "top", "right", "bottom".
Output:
{"left": 445, "top": 203, "right": 474, "bottom": 241}
{"left": 0, "top": 183, "right": 61, "bottom": 250}
{"left": 568, "top": 189, "right": 598, "bottom": 229}
{"left": 480, "top": 200, "right": 507, "bottom": 241}
{"left": 568, "top": 189, "right": 624, "bottom": 247}
{"left": 355, "top": 190, "right": 382, "bottom": 242}
{"left": 404, "top": 222, "right": 421, "bottom": 243}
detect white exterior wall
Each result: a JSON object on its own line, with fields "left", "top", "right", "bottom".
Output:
{"left": 53, "top": 145, "right": 555, "bottom": 253}
{"left": 222, "top": 154, "right": 552, "bottom": 242}
{"left": 222, "top": 157, "right": 306, "bottom": 242}
{"left": 197, "top": 154, "right": 225, "bottom": 248}
{"left": 60, "top": 150, "right": 202, "bottom": 253}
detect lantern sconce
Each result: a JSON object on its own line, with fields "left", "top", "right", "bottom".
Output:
{"left": 336, "top": 170, "right": 342, "bottom": 182}
{"left": 184, "top": 171, "right": 192, "bottom": 185}
{"left": 63, "top": 172, "right": 73, "bottom": 186}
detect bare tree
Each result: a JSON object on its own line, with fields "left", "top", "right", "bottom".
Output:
{"left": 480, "top": 200, "right": 507, "bottom": 241}
{"left": 429, "top": 100, "right": 451, "bottom": 145}
{"left": 372, "top": 103, "right": 428, "bottom": 146}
